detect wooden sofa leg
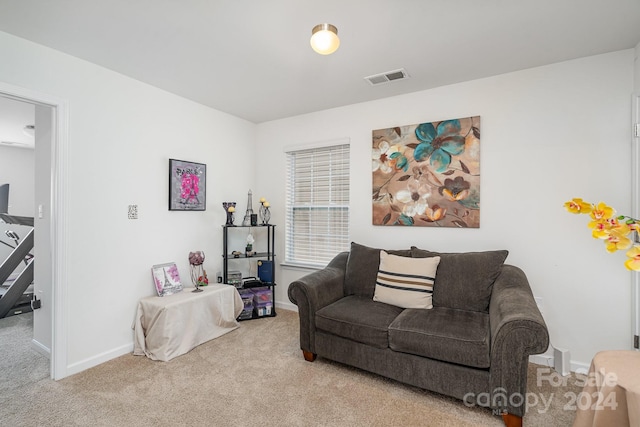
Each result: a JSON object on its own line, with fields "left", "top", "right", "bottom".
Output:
{"left": 302, "top": 350, "right": 317, "bottom": 362}
{"left": 502, "top": 413, "right": 522, "bottom": 427}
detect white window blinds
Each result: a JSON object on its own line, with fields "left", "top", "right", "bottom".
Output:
{"left": 285, "top": 143, "right": 350, "bottom": 267}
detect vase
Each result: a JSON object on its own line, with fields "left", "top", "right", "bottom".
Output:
{"left": 190, "top": 264, "right": 204, "bottom": 293}
{"left": 259, "top": 205, "right": 271, "bottom": 225}
{"left": 263, "top": 207, "right": 270, "bottom": 225}
{"left": 223, "top": 202, "right": 236, "bottom": 226}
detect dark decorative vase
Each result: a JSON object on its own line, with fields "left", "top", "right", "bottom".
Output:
{"left": 223, "top": 202, "right": 236, "bottom": 226}
{"left": 259, "top": 204, "right": 271, "bottom": 225}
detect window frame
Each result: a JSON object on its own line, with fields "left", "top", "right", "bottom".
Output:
{"left": 283, "top": 139, "right": 350, "bottom": 269}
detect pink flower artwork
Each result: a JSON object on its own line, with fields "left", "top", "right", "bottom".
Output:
{"left": 169, "top": 159, "right": 206, "bottom": 211}
{"left": 167, "top": 264, "right": 181, "bottom": 283}
{"left": 154, "top": 276, "right": 163, "bottom": 294}
{"left": 180, "top": 174, "right": 200, "bottom": 203}
{"left": 151, "top": 262, "right": 183, "bottom": 297}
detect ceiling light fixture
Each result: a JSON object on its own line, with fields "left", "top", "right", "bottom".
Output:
{"left": 310, "top": 23, "right": 340, "bottom": 55}
{"left": 23, "top": 124, "right": 35, "bottom": 138}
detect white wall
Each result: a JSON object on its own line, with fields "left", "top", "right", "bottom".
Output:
{"left": 0, "top": 145, "right": 34, "bottom": 216}
{"left": 0, "top": 144, "right": 34, "bottom": 265}
{"left": 0, "top": 31, "right": 256, "bottom": 376}
{"left": 256, "top": 50, "right": 636, "bottom": 368}
{"left": 635, "top": 41, "right": 640, "bottom": 92}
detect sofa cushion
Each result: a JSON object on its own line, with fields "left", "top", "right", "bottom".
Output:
{"left": 315, "top": 295, "right": 404, "bottom": 349}
{"left": 345, "top": 242, "right": 412, "bottom": 298}
{"left": 373, "top": 250, "right": 440, "bottom": 309}
{"left": 388, "top": 307, "right": 491, "bottom": 368}
{"left": 411, "top": 247, "right": 508, "bottom": 313}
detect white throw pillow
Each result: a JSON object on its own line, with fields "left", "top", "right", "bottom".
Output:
{"left": 373, "top": 250, "right": 440, "bottom": 309}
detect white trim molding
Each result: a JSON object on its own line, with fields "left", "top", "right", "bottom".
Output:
{"left": 632, "top": 92, "right": 640, "bottom": 351}
{"left": 66, "top": 343, "right": 132, "bottom": 377}
{"left": 31, "top": 338, "right": 51, "bottom": 358}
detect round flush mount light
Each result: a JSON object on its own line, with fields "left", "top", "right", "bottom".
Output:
{"left": 310, "top": 23, "right": 340, "bottom": 55}
{"left": 23, "top": 125, "right": 35, "bottom": 138}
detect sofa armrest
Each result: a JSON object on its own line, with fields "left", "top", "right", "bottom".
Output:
{"left": 287, "top": 252, "right": 348, "bottom": 354}
{"left": 489, "top": 264, "right": 549, "bottom": 417}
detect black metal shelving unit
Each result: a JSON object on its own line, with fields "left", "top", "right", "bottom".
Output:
{"left": 222, "top": 224, "right": 276, "bottom": 320}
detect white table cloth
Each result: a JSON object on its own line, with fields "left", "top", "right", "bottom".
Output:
{"left": 573, "top": 350, "right": 640, "bottom": 427}
{"left": 133, "top": 284, "right": 243, "bottom": 361}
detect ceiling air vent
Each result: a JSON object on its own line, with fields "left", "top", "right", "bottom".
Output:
{"left": 364, "top": 68, "right": 410, "bottom": 86}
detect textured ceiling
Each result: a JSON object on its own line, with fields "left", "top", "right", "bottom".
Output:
{"left": 0, "top": 0, "right": 639, "bottom": 123}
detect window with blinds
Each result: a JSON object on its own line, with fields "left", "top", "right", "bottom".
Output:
{"left": 285, "top": 143, "right": 350, "bottom": 267}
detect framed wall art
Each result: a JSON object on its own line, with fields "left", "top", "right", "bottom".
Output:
{"left": 151, "top": 262, "right": 183, "bottom": 297}
{"left": 169, "top": 159, "right": 206, "bottom": 211}
{"left": 372, "top": 116, "right": 480, "bottom": 228}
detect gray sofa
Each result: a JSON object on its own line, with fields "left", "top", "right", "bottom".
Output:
{"left": 288, "top": 243, "right": 549, "bottom": 427}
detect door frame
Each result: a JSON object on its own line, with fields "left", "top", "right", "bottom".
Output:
{"left": 0, "top": 81, "right": 69, "bottom": 379}
{"left": 631, "top": 92, "right": 639, "bottom": 349}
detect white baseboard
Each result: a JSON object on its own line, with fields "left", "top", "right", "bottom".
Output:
{"left": 571, "top": 361, "right": 590, "bottom": 374}
{"left": 529, "top": 354, "right": 590, "bottom": 374}
{"left": 529, "top": 354, "right": 553, "bottom": 367}
{"left": 65, "top": 303, "right": 296, "bottom": 378}
{"left": 31, "top": 338, "right": 51, "bottom": 358}
{"left": 66, "top": 343, "right": 133, "bottom": 377}
{"left": 276, "top": 300, "right": 298, "bottom": 312}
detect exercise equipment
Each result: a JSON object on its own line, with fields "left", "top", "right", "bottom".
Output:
{"left": 0, "top": 214, "right": 35, "bottom": 318}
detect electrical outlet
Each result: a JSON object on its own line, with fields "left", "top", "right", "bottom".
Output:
{"left": 128, "top": 204, "right": 138, "bottom": 219}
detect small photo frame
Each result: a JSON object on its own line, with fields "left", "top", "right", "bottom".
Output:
{"left": 151, "top": 262, "right": 183, "bottom": 297}
{"left": 169, "top": 159, "right": 206, "bottom": 211}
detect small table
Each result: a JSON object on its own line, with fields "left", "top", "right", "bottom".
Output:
{"left": 133, "top": 284, "right": 243, "bottom": 361}
{"left": 573, "top": 350, "right": 640, "bottom": 427}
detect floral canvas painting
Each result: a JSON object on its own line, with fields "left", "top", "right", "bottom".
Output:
{"left": 372, "top": 116, "right": 480, "bottom": 227}
{"left": 169, "top": 159, "right": 206, "bottom": 211}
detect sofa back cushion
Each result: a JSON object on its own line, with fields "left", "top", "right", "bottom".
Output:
{"left": 373, "top": 250, "right": 440, "bottom": 309}
{"left": 345, "top": 242, "right": 411, "bottom": 297}
{"left": 411, "top": 247, "right": 508, "bottom": 313}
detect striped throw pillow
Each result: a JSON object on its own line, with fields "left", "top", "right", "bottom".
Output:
{"left": 373, "top": 250, "right": 440, "bottom": 309}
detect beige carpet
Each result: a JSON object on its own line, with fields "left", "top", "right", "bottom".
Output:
{"left": 1, "top": 309, "right": 580, "bottom": 426}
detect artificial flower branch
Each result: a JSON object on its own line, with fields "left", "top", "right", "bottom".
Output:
{"left": 564, "top": 198, "right": 640, "bottom": 271}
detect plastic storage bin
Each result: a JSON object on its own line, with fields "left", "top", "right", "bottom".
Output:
{"left": 251, "top": 287, "right": 273, "bottom": 305}
{"left": 227, "top": 270, "right": 243, "bottom": 288}
{"left": 237, "top": 289, "right": 254, "bottom": 319}
{"left": 238, "top": 305, "right": 254, "bottom": 320}
{"left": 255, "top": 302, "right": 273, "bottom": 317}
{"left": 238, "top": 290, "right": 253, "bottom": 308}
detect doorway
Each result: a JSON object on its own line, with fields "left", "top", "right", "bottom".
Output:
{"left": 0, "top": 81, "right": 69, "bottom": 380}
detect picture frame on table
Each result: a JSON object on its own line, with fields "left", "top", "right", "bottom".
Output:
{"left": 151, "top": 262, "right": 183, "bottom": 297}
{"left": 168, "top": 159, "right": 206, "bottom": 211}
